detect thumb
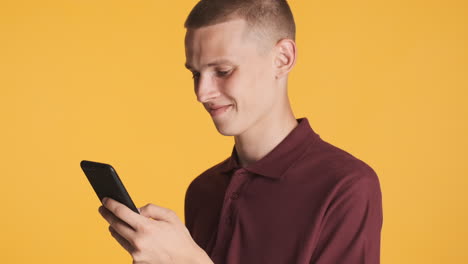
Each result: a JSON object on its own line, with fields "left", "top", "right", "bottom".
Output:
{"left": 139, "top": 203, "right": 179, "bottom": 223}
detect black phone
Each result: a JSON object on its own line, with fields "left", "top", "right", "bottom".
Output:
{"left": 80, "top": 160, "right": 139, "bottom": 214}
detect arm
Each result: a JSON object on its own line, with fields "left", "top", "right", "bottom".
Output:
{"left": 99, "top": 198, "right": 214, "bottom": 264}
{"left": 310, "top": 174, "right": 383, "bottom": 264}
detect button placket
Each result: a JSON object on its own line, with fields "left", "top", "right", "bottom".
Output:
{"left": 230, "top": 191, "right": 240, "bottom": 200}
{"left": 211, "top": 169, "right": 250, "bottom": 258}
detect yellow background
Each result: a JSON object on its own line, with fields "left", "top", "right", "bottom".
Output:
{"left": 1, "top": 0, "right": 467, "bottom": 263}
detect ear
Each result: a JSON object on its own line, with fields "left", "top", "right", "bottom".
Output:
{"left": 273, "top": 38, "right": 297, "bottom": 79}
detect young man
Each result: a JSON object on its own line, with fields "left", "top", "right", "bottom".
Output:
{"left": 99, "top": 0, "right": 383, "bottom": 263}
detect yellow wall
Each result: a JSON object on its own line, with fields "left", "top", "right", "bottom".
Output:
{"left": 1, "top": 0, "right": 466, "bottom": 263}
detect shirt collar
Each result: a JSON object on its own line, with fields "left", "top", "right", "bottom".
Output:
{"left": 220, "top": 118, "right": 319, "bottom": 180}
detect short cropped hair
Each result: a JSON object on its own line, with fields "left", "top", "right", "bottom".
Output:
{"left": 184, "top": 0, "right": 296, "bottom": 45}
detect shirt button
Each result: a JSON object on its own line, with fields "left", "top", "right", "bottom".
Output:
{"left": 226, "top": 214, "right": 233, "bottom": 224}
{"left": 231, "top": 191, "right": 240, "bottom": 200}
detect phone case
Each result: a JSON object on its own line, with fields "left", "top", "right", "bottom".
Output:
{"left": 80, "top": 160, "right": 139, "bottom": 214}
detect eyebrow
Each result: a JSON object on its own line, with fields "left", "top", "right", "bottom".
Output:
{"left": 185, "top": 59, "right": 235, "bottom": 71}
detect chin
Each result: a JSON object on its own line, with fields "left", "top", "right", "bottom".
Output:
{"left": 212, "top": 119, "right": 242, "bottom": 136}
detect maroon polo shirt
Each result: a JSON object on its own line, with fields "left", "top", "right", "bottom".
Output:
{"left": 184, "top": 118, "right": 383, "bottom": 264}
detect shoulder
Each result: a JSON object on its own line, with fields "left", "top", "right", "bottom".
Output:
{"left": 293, "top": 136, "right": 381, "bottom": 197}
{"left": 310, "top": 139, "right": 382, "bottom": 210}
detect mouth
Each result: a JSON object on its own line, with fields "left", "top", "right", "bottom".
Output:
{"left": 208, "top": 104, "right": 233, "bottom": 117}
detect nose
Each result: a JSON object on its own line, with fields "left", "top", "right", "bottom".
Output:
{"left": 195, "top": 74, "right": 220, "bottom": 103}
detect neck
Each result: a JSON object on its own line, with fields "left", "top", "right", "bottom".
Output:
{"left": 234, "top": 100, "right": 298, "bottom": 167}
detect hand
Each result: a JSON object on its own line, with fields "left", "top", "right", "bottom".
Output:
{"left": 98, "top": 198, "right": 213, "bottom": 264}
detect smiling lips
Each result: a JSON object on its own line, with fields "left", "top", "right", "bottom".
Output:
{"left": 206, "top": 104, "right": 233, "bottom": 117}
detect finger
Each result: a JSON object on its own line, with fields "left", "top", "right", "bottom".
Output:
{"left": 99, "top": 206, "right": 136, "bottom": 241}
{"left": 109, "top": 226, "right": 134, "bottom": 253}
{"left": 102, "top": 197, "right": 142, "bottom": 229}
{"left": 99, "top": 205, "right": 122, "bottom": 226}
{"left": 139, "top": 203, "right": 179, "bottom": 223}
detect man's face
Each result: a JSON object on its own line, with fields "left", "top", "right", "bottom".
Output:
{"left": 185, "top": 19, "right": 279, "bottom": 136}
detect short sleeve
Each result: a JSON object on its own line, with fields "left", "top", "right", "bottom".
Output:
{"left": 310, "top": 172, "right": 383, "bottom": 264}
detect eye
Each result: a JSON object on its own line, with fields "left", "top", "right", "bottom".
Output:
{"left": 191, "top": 71, "right": 200, "bottom": 80}
{"left": 216, "top": 69, "right": 231, "bottom": 77}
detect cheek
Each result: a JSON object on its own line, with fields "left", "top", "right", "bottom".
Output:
{"left": 222, "top": 64, "right": 274, "bottom": 110}
{"left": 251, "top": 64, "right": 276, "bottom": 101}
{"left": 221, "top": 70, "right": 244, "bottom": 100}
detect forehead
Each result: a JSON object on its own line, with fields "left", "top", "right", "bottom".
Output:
{"left": 184, "top": 19, "right": 257, "bottom": 69}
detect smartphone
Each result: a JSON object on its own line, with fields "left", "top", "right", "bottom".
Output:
{"left": 80, "top": 160, "right": 139, "bottom": 214}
